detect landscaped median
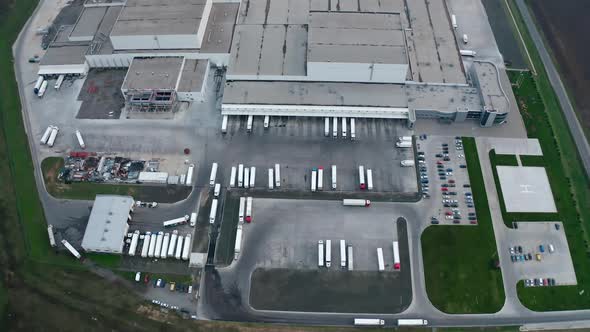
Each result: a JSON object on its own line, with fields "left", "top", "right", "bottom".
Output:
{"left": 421, "top": 137, "right": 505, "bottom": 314}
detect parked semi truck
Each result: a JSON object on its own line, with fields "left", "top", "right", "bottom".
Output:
{"left": 274, "top": 164, "right": 281, "bottom": 188}
{"left": 214, "top": 183, "right": 221, "bottom": 197}
{"left": 182, "top": 234, "right": 191, "bottom": 260}
{"left": 247, "top": 115, "right": 253, "bottom": 132}
{"left": 311, "top": 168, "right": 317, "bottom": 192}
{"left": 350, "top": 118, "right": 356, "bottom": 140}
{"left": 354, "top": 318, "right": 384, "bottom": 326}
{"left": 141, "top": 232, "right": 151, "bottom": 258}
{"left": 186, "top": 164, "right": 195, "bottom": 185}
{"left": 318, "top": 240, "right": 325, "bottom": 267}
{"left": 401, "top": 160, "right": 415, "bottom": 167}
{"left": 324, "top": 118, "right": 330, "bottom": 137}
{"left": 318, "top": 167, "right": 324, "bottom": 190}
{"left": 398, "top": 319, "right": 428, "bottom": 326}
{"left": 167, "top": 230, "right": 178, "bottom": 257}
{"left": 340, "top": 240, "right": 347, "bottom": 268}
{"left": 47, "top": 126, "right": 59, "bottom": 147}
{"left": 396, "top": 141, "right": 412, "bottom": 148}
{"left": 230, "top": 166, "right": 237, "bottom": 187}
{"left": 245, "top": 197, "right": 253, "bottom": 223}
{"left": 160, "top": 232, "right": 170, "bottom": 259}
{"left": 342, "top": 199, "right": 371, "bottom": 207}
{"left": 238, "top": 164, "right": 244, "bottom": 187}
{"left": 221, "top": 115, "right": 228, "bottom": 134}
{"left": 358, "top": 165, "right": 366, "bottom": 189}
{"left": 40, "top": 126, "right": 53, "bottom": 145}
{"left": 234, "top": 225, "right": 243, "bottom": 260}
{"left": 37, "top": 80, "right": 48, "bottom": 97}
{"left": 47, "top": 224, "right": 56, "bottom": 247}
{"left": 209, "top": 162, "right": 218, "bottom": 187}
{"left": 155, "top": 232, "right": 164, "bottom": 258}
{"left": 163, "top": 215, "right": 189, "bottom": 227}
{"left": 347, "top": 245, "right": 354, "bottom": 271}
{"left": 393, "top": 241, "right": 400, "bottom": 270}
{"left": 239, "top": 197, "right": 246, "bottom": 223}
{"left": 148, "top": 232, "right": 157, "bottom": 257}
{"left": 128, "top": 230, "right": 140, "bottom": 256}
{"left": 210, "top": 199, "right": 218, "bottom": 224}
{"left": 61, "top": 240, "right": 81, "bottom": 259}
{"left": 268, "top": 168, "right": 274, "bottom": 189}
{"left": 249, "top": 167, "right": 256, "bottom": 188}
{"left": 377, "top": 248, "right": 385, "bottom": 271}
{"left": 325, "top": 239, "right": 331, "bottom": 267}
{"left": 33, "top": 76, "right": 44, "bottom": 94}
{"left": 397, "top": 136, "right": 412, "bottom": 142}
{"left": 366, "top": 169, "right": 374, "bottom": 191}
{"left": 75, "top": 130, "right": 85, "bottom": 149}
{"left": 264, "top": 115, "right": 270, "bottom": 128}
{"left": 331, "top": 165, "right": 337, "bottom": 189}
{"left": 342, "top": 117, "right": 347, "bottom": 138}
{"left": 332, "top": 117, "right": 338, "bottom": 137}
{"left": 244, "top": 167, "right": 250, "bottom": 189}
{"left": 460, "top": 49, "right": 477, "bottom": 57}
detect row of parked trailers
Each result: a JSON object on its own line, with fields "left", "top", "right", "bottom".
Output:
{"left": 127, "top": 230, "right": 192, "bottom": 260}
{"left": 33, "top": 75, "right": 65, "bottom": 98}
{"left": 377, "top": 241, "right": 401, "bottom": 271}
{"left": 358, "top": 165, "right": 374, "bottom": 190}
{"left": 39, "top": 126, "right": 86, "bottom": 149}
{"left": 324, "top": 117, "right": 356, "bottom": 139}
{"left": 318, "top": 239, "right": 354, "bottom": 270}
{"left": 229, "top": 163, "right": 281, "bottom": 189}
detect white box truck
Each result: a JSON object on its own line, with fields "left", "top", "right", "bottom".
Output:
{"left": 350, "top": 118, "right": 356, "bottom": 140}
{"left": 268, "top": 168, "right": 274, "bottom": 189}
{"left": 347, "top": 245, "right": 354, "bottom": 271}
{"left": 210, "top": 199, "right": 218, "bottom": 224}
{"left": 342, "top": 117, "right": 347, "bottom": 138}
{"left": 148, "top": 232, "right": 157, "bottom": 258}
{"left": 377, "top": 248, "right": 385, "bottom": 271}
{"left": 264, "top": 115, "right": 270, "bottom": 128}
{"left": 332, "top": 117, "right": 338, "bottom": 138}
{"left": 238, "top": 197, "right": 245, "bottom": 223}
{"left": 247, "top": 115, "right": 253, "bottom": 133}
{"left": 274, "top": 164, "right": 281, "bottom": 188}
{"left": 325, "top": 239, "right": 331, "bottom": 267}
{"left": 342, "top": 199, "right": 371, "bottom": 207}
{"left": 393, "top": 241, "right": 400, "bottom": 270}
{"left": 311, "top": 168, "right": 317, "bottom": 192}
{"left": 354, "top": 319, "right": 384, "bottom": 326}
{"left": 244, "top": 167, "right": 250, "bottom": 189}
{"left": 245, "top": 197, "right": 253, "bottom": 223}
{"left": 367, "top": 169, "right": 374, "bottom": 191}
{"left": 221, "top": 115, "right": 228, "bottom": 134}
{"left": 398, "top": 319, "right": 428, "bottom": 326}
{"left": 238, "top": 164, "right": 244, "bottom": 187}
{"left": 141, "top": 232, "right": 151, "bottom": 258}
{"left": 209, "top": 163, "right": 218, "bottom": 187}
{"left": 230, "top": 166, "right": 237, "bottom": 188}
{"left": 331, "top": 165, "right": 337, "bottom": 189}
{"left": 318, "top": 240, "right": 324, "bottom": 267}
{"left": 250, "top": 167, "right": 256, "bottom": 188}
{"left": 340, "top": 240, "right": 346, "bottom": 268}
{"left": 324, "top": 117, "right": 330, "bottom": 137}
{"left": 358, "top": 165, "right": 366, "bottom": 190}
{"left": 317, "top": 167, "right": 324, "bottom": 191}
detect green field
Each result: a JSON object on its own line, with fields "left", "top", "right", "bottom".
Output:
{"left": 421, "top": 137, "right": 505, "bottom": 314}
{"left": 505, "top": 1, "right": 590, "bottom": 310}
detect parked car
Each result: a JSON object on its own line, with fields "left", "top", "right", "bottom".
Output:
{"left": 555, "top": 223, "right": 560, "bottom": 230}
{"left": 536, "top": 254, "right": 542, "bottom": 261}
{"left": 460, "top": 165, "right": 467, "bottom": 168}
{"left": 539, "top": 245, "right": 545, "bottom": 253}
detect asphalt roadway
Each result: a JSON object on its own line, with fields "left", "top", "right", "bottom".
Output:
{"left": 12, "top": 0, "right": 590, "bottom": 329}
{"left": 515, "top": 0, "right": 590, "bottom": 179}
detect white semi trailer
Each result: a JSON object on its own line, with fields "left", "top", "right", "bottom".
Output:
{"left": 230, "top": 166, "right": 237, "bottom": 188}
{"left": 342, "top": 199, "right": 371, "bottom": 207}
{"left": 318, "top": 240, "right": 324, "bottom": 267}
{"left": 325, "top": 239, "right": 331, "bottom": 267}
{"left": 331, "top": 165, "right": 337, "bottom": 189}
{"left": 61, "top": 240, "right": 81, "bottom": 259}
{"left": 274, "top": 164, "right": 281, "bottom": 188}
{"left": 247, "top": 115, "right": 253, "bottom": 132}
{"left": 209, "top": 199, "right": 218, "bottom": 224}
{"left": 163, "top": 215, "right": 189, "bottom": 227}
{"left": 175, "top": 236, "right": 184, "bottom": 260}
{"left": 186, "top": 164, "right": 195, "bottom": 185}
{"left": 160, "top": 233, "right": 170, "bottom": 259}
{"left": 245, "top": 196, "right": 253, "bottom": 223}
{"left": 155, "top": 232, "right": 164, "bottom": 258}
{"left": 40, "top": 126, "right": 53, "bottom": 145}
{"left": 167, "top": 230, "right": 178, "bottom": 257}
{"left": 377, "top": 248, "right": 385, "bottom": 271}
{"left": 244, "top": 167, "right": 250, "bottom": 189}
{"left": 249, "top": 167, "right": 256, "bottom": 188}
{"left": 398, "top": 319, "right": 428, "bottom": 326}
{"left": 221, "top": 115, "right": 228, "bottom": 134}
{"left": 317, "top": 167, "right": 324, "bottom": 191}
{"left": 238, "top": 197, "right": 245, "bottom": 223}
{"left": 347, "top": 245, "right": 354, "bottom": 271}
{"left": 209, "top": 162, "right": 218, "bottom": 187}
{"left": 47, "top": 127, "right": 59, "bottom": 147}
{"left": 350, "top": 118, "right": 356, "bottom": 140}
{"left": 354, "top": 319, "right": 384, "bottom": 326}
{"left": 393, "top": 241, "right": 400, "bottom": 270}
{"left": 396, "top": 141, "right": 412, "bottom": 148}
{"left": 128, "top": 230, "right": 140, "bottom": 256}
{"left": 182, "top": 234, "right": 191, "bottom": 260}
{"left": 340, "top": 240, "right": 347, "bottom": 268}
{"left": 33, "top": 76, "right": 44, "bottom": 94}
{"left": 234, "top": 225, "right": 243, "bottom": 260}
{"left": 324, "top": 117, "right": 330, "bottom": 137}
{"left": 141, "top": 232, "right": 151, "bottom": 258}
{"left": 358, "top": 165, "right": 366, "bottom": 190}
{"left": 37, "top": 80, "right": 48, "bottom": 97}
{"left": 268, "top": 168, "right": 274, "bottom": 189}
{"left": 54, "top": 74, "right": 65, "bottom": 90}
{"left": 238, "top": 164, "right": 244, "bottom": 187}
{"left": 264, "top": 115, "right": 270, "bottom": 128}
{"left": 366, "top": 169, "right": 374, "bottom": 191}
{"left": 311, "top": 168, "right": 317, "bottom": 192}
{"left": 75, "top": 130, "right": 86, "bottom": 149}
{"left": 332, "top": 117, "right": 338, "bottom": 137}
{"left": 148, "top": 232, "right": 157, "bottom": 257}
{"left": 401, "top": 160, "right": 415, "bottom": 167}
{"left": 342, "top": 117, "right": 347, "bottom": 138}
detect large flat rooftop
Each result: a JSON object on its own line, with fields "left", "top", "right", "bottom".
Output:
{"left": 110, "top": 0, "right": 207, "bottom": 36}
{"left": 81, "top": 195, "right": 133, "bottom": 254}
{"left": 223, "top": 81, "right": 408, "bottom": 108}
{"left": 122, "top": 57, "right": 183, "bottom": 91}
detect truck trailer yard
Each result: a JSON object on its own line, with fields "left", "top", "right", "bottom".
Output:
{"left": 7, "top": 0, "right": 590, "bottom": 329}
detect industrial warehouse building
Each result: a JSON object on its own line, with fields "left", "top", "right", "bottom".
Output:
{"left": 81, "top": 195, "right": 134, "bottom": 254}
{"left": 38, "top": 0, "right": 511, "bottom": 126}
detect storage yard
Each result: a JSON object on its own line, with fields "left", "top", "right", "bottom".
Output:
{"left": 9, "top": 0, "right": 589, "bottom": 328}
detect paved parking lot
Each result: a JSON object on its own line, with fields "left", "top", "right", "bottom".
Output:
{"left": 417, "top": 135, "right": 476, "bottom": 225}
{"left": 504, "top": 222, "right": 576, "bottom": 286}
